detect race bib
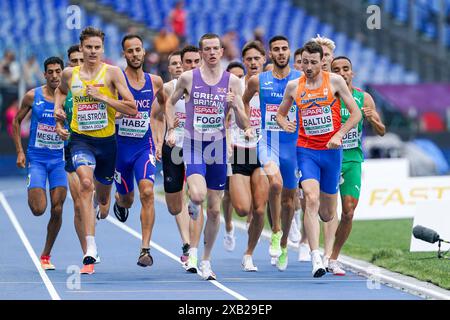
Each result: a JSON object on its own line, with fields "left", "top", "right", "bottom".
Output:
{"left": 342, "top": 126, "right": 359, "bottom": 150}
{"left": 77, "top": 101, "right": 108, "bottom": 131}
{"left": 34, "top": 123, "right": 64, "bottom": 149}
{"left": 301, "top": 106, "right": 334, "bottom": 136}
{"left": 118, "top": 111, "right": 149, "bottom": 138}
{"left": 193, "top": 105, "right": 224, "bottom": 134}
{"left": 265, "top": 104, "right": 296, "bottom": 131}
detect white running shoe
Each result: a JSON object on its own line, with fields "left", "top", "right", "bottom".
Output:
{"left": 223, "top": 231, "right": 236, "bottom": 252}
{"left": 288, "top": 217, "right": 301, "bottom": 244}
{"left": 311, "top": 252, "right": 326, "bottom": 278}
{"left": 242, "top": 255, "right": 258, "bottom": 272}
{"left": 199, "top": 260, "right": 216, "bottom": 280}
{"left": 94, "top": 254, "right": 101, "bottom": 264}
{"left": 298, "top": 243, "right": 311, "bottom": 262}
{"left": 184, "top": 255, "right": 198, "bottom": 273}
{"left": 188, "top": 200, "right": 200, "bottom": 220}
{"left": 270, "top": 257, "right": 277, "bottom": 266}
{"left": 328, "top": 259, "right": 346, "bottom": 276}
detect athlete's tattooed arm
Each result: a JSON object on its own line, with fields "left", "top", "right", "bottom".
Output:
{"left": 328, "top": 73, "right": 362, "bottom": 149}
{"left": 13, "top": 89, "right": 34, "bottom": 168}
{"left": 362, "top": 92, "right": 385, "bottom": 136}
{"left": 276, "top": 79, "right": 297, "bottom": 133}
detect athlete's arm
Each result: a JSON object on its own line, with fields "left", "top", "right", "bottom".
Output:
{"left": 89, "top": 66, "right": 137, "bottom": 116}
{"left": 243, "top": 75, "right": 259, "bottom": 118}
{"left": 12, "top": 89, "right": 34, "bottom": 168}
{"left": 150, "top": 75, "right": 167, "bottom": 161}
{"left": 228, "top": 74, "right": 250, "bottom": 131}
{"left": 166, "top": 72, "right": 189, "bottom": 147}
{"left": 362, "top": 92, "right": 385, "bottom": 136}
{"left": 54, "top": 67, "right": 71, "bottom": 122}
{"left": 276, "top": 80, "right": 297, "bottom": 133}
{"left": 328, "top": 74, "right": 362, "bottom": 149}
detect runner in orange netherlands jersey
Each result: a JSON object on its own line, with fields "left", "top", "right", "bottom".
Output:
{"left": 276, "top": 41, "right": 361, "bottom": 277}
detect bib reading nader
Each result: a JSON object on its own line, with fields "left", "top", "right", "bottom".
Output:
{"left": 70, "top": 64, "right": 118, "bottom": 138}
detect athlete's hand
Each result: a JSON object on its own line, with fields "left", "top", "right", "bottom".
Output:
{"left": 166, "top": 128, "right": 176, "bottom": 147}
{"left": 86, "top": 85, "right": 104, "bottom": 101}
{"left": 16, "top": 151, "right": 26, "bottom": 168}
{"left": 174, "top": 117, "right": 180, "bottom": 128}
{"left": 283, "top": 120, "right": 297, "bottom": 133}
{"left": 362, "top": 106, "right": 375, "bottom": 120}
{"left": 326, "top": 132, "right": 343, "bottom": 149}
{"left": 54, "top": 107, "right": 66, "bottom": 122}
{"left": 244, "top": 127, "right": 255, "bottom": 140}
{"left": 56, "top": 123, "right": 70, "bottom": 141}
{"left": 155, "top": 144, "right": 162, "bottom": 162}
{"left": 226, "top": 90, "right": 236, "bottom": 108}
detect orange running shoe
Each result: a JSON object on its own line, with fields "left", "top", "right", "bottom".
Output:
{"left": 80, "top": 264, "right": 95, "bottom": 275}
{"left": 40, "top": 255, "right": 55, "bottom": 270}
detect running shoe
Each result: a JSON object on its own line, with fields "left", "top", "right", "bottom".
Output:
{"left": 223, "top": 230, "right": 236, "bottom": 252}
{"left": 94, "top": 254, "right": 101, "bottom": 264}
{"left": 80, "top": 264, "right": 95, "bottom": 275}
{"left": 185, "top": 255, "right": 198, "bottom": 273}
{"left": 270, "top": 257, "right": 277, "bottom": 266}
{"left": 288, "top": 217, "right": 301, "bottom": 244}
{"left": 180, "top": 243, "right": 190, "bottom": 263}
{"left": 83, "top": 254, "right": 97, "bottom": 265}
{"left": 328, "top": 259, "right": 346, "bottom": 276}
{"left": 311, "top": 252, "right": 326, "bottom": 278}
{"left": 40, "top": 255, "right": 55, "bottom": 270}
{"left": 269, "top": 231, "right": 282, "bottom": 258}
{"left": 113, "top": 201, "right": 129, "bottom": 222}
{"left": 277, "top": 247, "right": 288, "bottom": 271}
{"left": 137, "top": 248, "right": 153, "bottom": 267}
{"left": 298, "top": 243, "right": 311, "bottom": 262}
{"left": 199, "top": 260, "right": 216, "bottom": 280}
{"left": 188, "top": 200, "right": 200, "bottom": 220}
{"left": 242, "top": 255, "right": 258, "bottom": 272}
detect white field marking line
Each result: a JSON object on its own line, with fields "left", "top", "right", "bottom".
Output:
{"left": 67, "top": 289, "right": 220, "bottom": 293}
{"left": 0, "top": 192, "right": 61, "bottom": 300}
{"left": 105, "top": 215, "right": 248, "bottom": 300}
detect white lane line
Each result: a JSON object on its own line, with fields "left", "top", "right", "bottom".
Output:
{"left": 105, "top": 215, "right": 248, "bottom": 300}
{"left": 0, "top": 192, "right": 61, "bottom": 300}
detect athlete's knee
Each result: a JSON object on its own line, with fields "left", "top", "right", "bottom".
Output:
{"left": 118, "top": 194, "right": 134, "bottom": 208}
{"left": 30, "top": 204, "right": 46, "bottom": 216}
{"left": 341, "top": 210, "right": 354, "bottom": 222}
{"left": 190, "top": 192, "right": 206, "bottom": 205}
{"left": 253, "top": 206, "right": 265, "bottom": 218}
{"left": 206, "top": 207, "right": 221, "bottom": 219}
{"left": 269, "top": 180, "right": 282, "bottom": 194}
{"left": 281, "top": 196, "right": 295, "bottom": 212}
{"left": 50, "top": 202, "right": 64, "bottom": 215}
{"left": 140, "top": 186, "right": 154, "bottom": 204}
{"left": 304, "top": 191, "right": 320, "bottom": 207}
{"left": 234, "top": 204, "right": 250, "bottom": 217}
{"left": 80, "top": 178, "right": 94, "bottom": 193}
{"left": 319, "top": 207, "right": 336, "bottom": 222}
{"left": 167, "top": 202, "right": 182, "bottom": 215}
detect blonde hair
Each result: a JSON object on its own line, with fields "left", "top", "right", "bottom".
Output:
{"left": 311, "top": 34, "right": 335, "bottom": 52}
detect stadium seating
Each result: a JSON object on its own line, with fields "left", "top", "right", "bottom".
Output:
{"left": 0, "top": 0, "right": 420, "bottom": 87}
{"left": 0, "top": 0, "right": 126, "bottom": 68}
{"left": 97, "top": 0, "right": 420, "bottom": 87}
{"left": 367, "top": 0, "right": 450, "bottom": 46}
